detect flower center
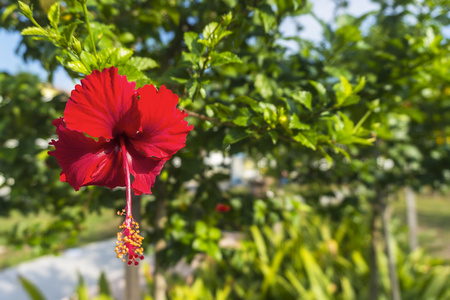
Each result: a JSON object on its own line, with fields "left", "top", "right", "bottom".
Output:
{"left": 115, "top": 210, "right": 144, "bottom": 265}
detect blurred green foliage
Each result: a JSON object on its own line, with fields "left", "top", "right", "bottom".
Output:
{"left": 168, "top": 200, "right": 450, "bottom": 300}
{"left": 18, "top": 200, "right": 450, "bottom": 299}
{"left": 0, "top": 0, "right": 449, "bottom": 298}
{"left": 19, "top": 271, "right": 114, "bottom": 300}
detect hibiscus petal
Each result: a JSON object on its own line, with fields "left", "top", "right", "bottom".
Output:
{"left": 49, "top": 118, "right": 126, "bottom": 190}
{"left": 125, "top": 140, "right": 166, "bottom": 195}
{"left": 64, "top": 67, "right": 141, "bottom": 140}
{"left": 131, "top": 85, "right": 193, "bottom": 159}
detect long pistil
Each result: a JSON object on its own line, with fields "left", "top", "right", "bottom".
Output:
{"left": 115, "top": 136, "right": 144, "bottom": 266}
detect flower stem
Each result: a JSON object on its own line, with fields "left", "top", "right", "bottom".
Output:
{"left": 120, "top": 136, "right": 132, "bottom": 221}
{"left": 80, "top": 1, "right": 98, "bottom": 58}
{"left": 353, "top": 110, "right": 372, "bottom": 134}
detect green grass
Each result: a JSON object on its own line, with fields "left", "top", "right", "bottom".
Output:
{"left": 0, "top": 208, "right": 120, "bottom": 269}
{"left": 392, "top": 192, "right": 450, "bottom": 259}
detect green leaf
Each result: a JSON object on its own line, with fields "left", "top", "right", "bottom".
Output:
{"left": 209, "top": 227, "right": 221, "bottom": 240}
{"left": 341, "top": 277, "right": 356, "bottom": 300}
{"left": 199, "top": 87, "right": 206, "bottom": 99}
{"left": 192, "top": 238, "right": 206, "bottom": 250}
{"left": 308, "top": 80, "right": 327, "bottom": 103}
{"left": 292, "top": 91, "right": 312, "bottom": 111}
{"left": 118, "top": 64, "right": 145, "bottom": 81}
{"left": 294, "top": 131, "right": 317, "bottom": 150}
{"left": 187, "top": 79, "right": 198, "bottom": 98}
{"left": 129, "top": 57, "right": 159, "bottom": 71}
{"left": 76, "top": 273, "right": 88, "bottom": 300}
{"left": 119, "top": 32, "right": 135, "bottom": 44}
{"left": 18, "top": 276, "right": 46, "bottom": 300}
{"left": 300, "top": 247, "right": 330, "bottom": 299}
{"left": 351, "top": 251, "right": 369, "bottom": 275}
{"left": 208, "top": 243, "right": 223, "bottom": 261}
{"left": 182, "top": 52, "right": 199, "bottom": 68}
{"left": 205, "top": 105, "right": 215, "bottom": 117}
{"left": 233, "top": 96, "right": 260, "bottom": 111}
{"left": 289, "top": 114, "right": 310, "bottom": 130}
{"left": 319, "top": 146, "right": 333, "bottom": 163}
{"left": 330, "top": 144, "right": 351, "bottom": 161}
{"left": 203, "top": 22, "right": 218, "bottom": 41}
{"left": 286, "top": 269, "right": 309, "bottom": 297}
{"left": 324, "top": 65, "right": 353, "bottom": 78}
{"left": 135, "top": 77, "right": 156, "bottom": 88}
{"left": 110, "top": 48, "right": 133, "bottom": 65}
{"left": 335, "top": 77, "right": 361, "bottom": 107}
{"left": 341, "top": 95, "right": 360, "bottom": 107}
{"left": 217, "top": 30, "right": 232, "bottom": 41}
{"left": 258, "top": 9, "right": 277, "bottom": 33}
{"left": 195, "top": 221, "right": 208, "bottom": 237}
{"left": 184, "top": 32, "right": 203, "bottom": 55}
{"left": 233, "top": 115, "right": 250, "bottom": 126}
{"left": 336, "top": 23, "right": 361, "bottom": 43}
{"left": 210, "top": 52, "right": 242, "bottom": 67}
{"left": 98, "top": 48, "right": 115, "bottom": 65}
{"left": 340, "top": 76, "right": 352, "bottom": 96}
{"left": 98, "top": 271, "right": 111, "bottom": 296}
{"left": 163, "top": 67, "right": 190, "bottom": 84}
{"left": 48, "top": 2, "right": 60, "bottom": 30}
{"left": 353, "top": 76, "right": 366, "bottom": 93}
{"left": 367, "top": 98, "right": 379, "bottom": 110}
{"left": 72, "top": 37, "right": 82, "bottom": 55}
{"left": 223, "top": 128, "right": 249, "bottom": 145}
{"left": 259, "top": 102, "right": 278, "bottom": 125}
{"left": 21, "top": 27, "right": 47, "bottom": 36}
{"left": 66, "top": 60, "right": 89, "bottom": 74}
{"left": 166, "top": 7, "right": 180, "bottom": 25}
{"left": 61, "top": 22, "right": 81, "bottom": 46}
{"left": 1, "top": 4, "right": 18, "bottom": 23}
{"left": 268, "top": 131, "right": 278, "bottom": 144}
{"left": 80, "top": 51, "right": 97, "bottom": 72}
{"left": 255, "top": 74, "right": 273, "bottom": 99}
{"left": 223, "top": 11, "right": 233, "bottom": 26}
{"left": 337, "top": 112, "right": 354, "bottom": 132}
{"left": 421, "top": 268, "right": 450, "bottom": 299}
{"left": 250, "top": 226, "right": 268, "bottom": 264}
{"left": 208, "top": 103, "right": 233, "bottom": 120}
{"left": 350, "top": 137, "right": 374, "bottom": 146}
{"left": 18, "top": 1, "right": 33, "bottom": 19}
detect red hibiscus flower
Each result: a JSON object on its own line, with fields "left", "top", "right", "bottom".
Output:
{"left": 49, "top": 67, "right": 193, "bottom": 265}
{"left": 216, "top": 203, "right": 231, "bottom": 213}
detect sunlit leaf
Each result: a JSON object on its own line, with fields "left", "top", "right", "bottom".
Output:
{"left": 21, "top": 27, "right": 47, "bottom": 36}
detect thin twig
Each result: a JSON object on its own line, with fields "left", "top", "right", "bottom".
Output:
{"left": 183, "top": 109, "right": 217, "bottom": 122}
{"left": 81, "top": 1, "right": 98, "bottom": 58}
{"left": 183, "top": 109, "right": 235, "bottom": 127}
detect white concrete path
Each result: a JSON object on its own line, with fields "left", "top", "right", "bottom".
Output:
{"left": 0, "top": 239, "right": 149, "bottom": 300}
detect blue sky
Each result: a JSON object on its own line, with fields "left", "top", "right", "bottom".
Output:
{"left": 0, "top": 0, "right": 378, "bottom": 92}
{"left": 0, "top": 30, "right": 78, "bottom": 91}
{"left": 280, "top": 0, "right": 379, "bottom": 40}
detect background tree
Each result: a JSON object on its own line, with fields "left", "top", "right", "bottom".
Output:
{"left": 1, "top": 0, "right": 449, "bottom": 299}
{"left": 285, "top": 1, "right": 450, "bottom": 298}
